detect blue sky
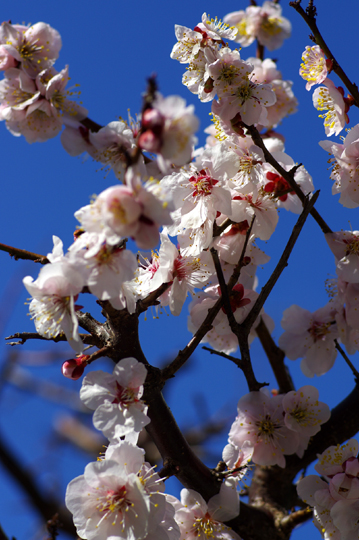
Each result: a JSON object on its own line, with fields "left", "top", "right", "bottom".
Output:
{"left": 1, "top": 0, "right": 359, "bottom": 538}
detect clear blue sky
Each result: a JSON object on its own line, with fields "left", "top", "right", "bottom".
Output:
{"left": 1, "top": 0, "right": 359, "bottom": 538}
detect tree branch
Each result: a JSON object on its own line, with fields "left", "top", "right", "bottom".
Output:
{"left": 0, "top": 243, "right": 48, "bottom": 264}
{"left": 290, "top": 0, "right": 359, "bottom": 107}
{"left": 255, "top": 318, "right": 295, "bottom": 393}
{"left": 245, "top": 124, "right": 332, "bottom": 234}
{"left": 243, "top": 191, "right": 319, "bottom": 333}
{"left": 0, "top": 433, "right": 76, "bottom": 537}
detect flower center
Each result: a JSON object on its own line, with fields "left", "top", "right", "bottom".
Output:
{"left": 112, "top": 382, "right": 139, "bottom": 407}
{"left": 193, "top": 513, "right": 217, "bottom": 538}
{"left": 189, "top": 169, "right": 219, "bottom": 197}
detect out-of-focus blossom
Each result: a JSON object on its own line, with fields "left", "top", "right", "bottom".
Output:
{"left": 0, "top": 21, "right": 61, "bottom": 78}
{"left": 224, "top": 2, "right": 291, "bottom": 51}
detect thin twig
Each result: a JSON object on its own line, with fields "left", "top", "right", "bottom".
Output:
{"left": 255, "top": 317, "right": 295, "bottom": 393}
{"left": 290, "top": 1, "right": 359, "bottom": 107}
{"left": 136, "top": 282, "right": 172, "bottom": 313}
{"left": 245, "top": 124, "right": 332, "bottom": 234}
{"left": 210, "top": 248, "right": 237, "bottom": 330}
{"left": 161, "top": 217, "right": 256, "bottom": 381}
{"left": 335, "top": 339, "right": 359, "bottom": 381}
{"left": 5, "top": 332, "right": 96, "bottom": 346}
{"left": 243, "top": 191, "right": 320, "bottom": 333}
{"left": 0, "top": 243, "right": 48, "bottom": 264}
{"left": 202, "top": 345, "right": 243, "bottom": 367}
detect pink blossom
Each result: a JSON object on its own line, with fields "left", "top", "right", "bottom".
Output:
{"left": 23, "top": 261, "right": 85, "bottom": 353}
{"left": 326, "top": 230, "right": 359, "bottom": 283}
{"left": 80, "top": 357, "right": 150, "bottom": 442}
{"left": 229, "top": 391, "right": 299, "bottom": 468}
{"left": 279, "top": 303, "right": 339, "bottom": 377}
{"left": 282, "top": 385, "right": 330, "bottom": 438}
{"left": 313, "top": 78, "right": 347, "bottom": 137}
{"left": 173, "top": 480, "right": 240, "bottom": 540}
{"left": 300, "top": 45, "right": 331, "bottom": 91}
{"left": 319, "top": 124, "right": 359, "bottom": 207}
{"left": 224, "top": 2, "right": 291, "bottom": 51}
{"left": 0, "top": 21, "right": 61, "bottom": 78}
{"left": 212, "top": 77, "right": 276, "bottom": 127}
{"left": 65, "top": 444, "right": 151, "bottom": 540}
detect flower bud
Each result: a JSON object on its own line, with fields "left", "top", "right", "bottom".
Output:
{"left": 62, "top": 355, "right": 89, "bottom": 380}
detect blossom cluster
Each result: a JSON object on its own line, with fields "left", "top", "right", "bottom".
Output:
{"left": 297, "top": 439, "right": 359, "bottom": 540}
{"left": 171, "top": 8, "right": 297, "bottom": 131}
{"left": 0, "top": 21, "right": 87, "bottom": 142}
{"left": 226, "top": 385, "right": 330, "bottom": 469}
{"left": 64, "top": 356, "right": 243, "bottom": 540}
{"left": 4, "top": 5, "right": 357, "bottom": 540}
{"left": 278, "top": 229, "right": 359, "bottom": 377}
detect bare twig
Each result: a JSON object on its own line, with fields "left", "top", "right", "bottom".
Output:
{"left": 245, "top": 124, "right": 332, "bottom": 234}
{"left": 161, "top": 217, "right": 256, "bottom": 381}
{"left": 243, "top": 191, "right": 320, "bottom": 333}
{"left": 0, "top": 243, "right": 48, "bottom": 264}
{"left": 255, "top": 317, "right": 295, "bottom": 393}
{"left": 136, "top": 282, "right": 172, "bottom": 313}
{"left": 290, "top": 1, "right": 359, "bottom": 107}
{"left": 335, "top": 339, "right": 359, "bottom": 381}
{"left": 5, "top": 332, "right": 96, "bottom": 346}
{"left": 202, "top": 345, "right": 243, "bottom": 367}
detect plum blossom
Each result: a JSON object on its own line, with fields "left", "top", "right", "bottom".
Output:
{"left": 134, "top": 232, "right": 214, "bottom": 316}
{"left": 279, "top": 303, "right": 339, "bottom": 377}
{"left": 80, "top": 357, "right": 150, "bottom": 442}
{"left": 297, "top": 475, "right": 340, "bottom": 540}
{"left": 23, "top": 261, "right": 85, "bottom": 353}
{"left": 300, "top": 45, "right": 331, "bottom": 91}
{"left": 162, "top": 142, "right": 235, "bottom": 251}
{"left": 247, "top": 57, "right": 298, "bottom": 129}
{"left": 313, "top": 78, "right": 348, "bottom": 137}
{"left": 229, "top": 391, "right": 299, "bottom": 468}
{"left": 229, "top": 192, "right": 279, "bottom": 241}
{"left": 262, "top": 151, "right": 314, "bottom": 213}
{"left": 211, "top": 76, "right": 276, "bottom": 127}
{"left": 282, "top": 385, "right": 330, "bottom": 457}
{"left": 320, "top": 125, "right": 359, "bottom": 208}
{"left": 139, "top": 94, "right": 199, "bottom": 173}
{"left": 297, "top": 440, "right": 359, "bottom": 540}
{"left": 325, "top": 230, "right": 359, "bottom": 283}
{"left": 173, "top": 480, "right": 240, "bottom": 540}
{"left": 68, "top": 232, "right": 138, "bottom": 308}
{"left": 224, "top": 2, "right": 291, "bottom": 51}
{"left": 0, "top": 65, "right": 87, "bottom": 142}
{"left": 170, "top": 11, "right": 236, "bottom": 66}
{"left": 222, "top": 441, "right": 254, "bottom": 481}
{"left": 65, "top": 442, "right": 151, "bottom": 540}
{"left": 74, "top": 174, "right": 173, "bottom": 250}
{"left": 0, "top": 21, "right": 62, "bottom": 78}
